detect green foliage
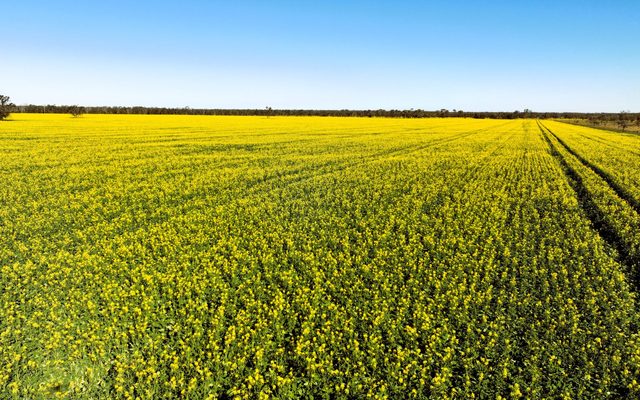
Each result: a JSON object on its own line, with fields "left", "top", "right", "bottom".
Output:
{"left": 0, "top": 95, "right": 15, "bottom": 121}
{"left": 1, "top": 115, "right": 639, "bottom": 399}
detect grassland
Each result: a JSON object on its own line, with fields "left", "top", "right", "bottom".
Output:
{"left": 557, "top": 119, "right": 640, "bottom": 135}
{"left": 1, "top": 114, "right": 640, "bottom": 399}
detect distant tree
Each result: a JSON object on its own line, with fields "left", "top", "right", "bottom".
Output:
{"left": 595, "top": 114, "right": 605, "bottom": 126}
{"left": 266, "top": 106, "right": 273, "bottom": 118}
{"left": 0, "top": 95, "right": 15, "bottom": 121}
{"left": 70, "top": 105, "right": 85, "bottom": 118}
{"left": 618, "top": 111, "right": 630, "bottom": 130}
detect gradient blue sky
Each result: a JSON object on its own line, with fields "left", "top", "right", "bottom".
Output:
{"left": 3, "top": 1, "right": 639, "bottom": 111}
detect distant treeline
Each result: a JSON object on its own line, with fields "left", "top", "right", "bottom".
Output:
{"left": 11, "top": 104, "right": 640, "bottom": 121}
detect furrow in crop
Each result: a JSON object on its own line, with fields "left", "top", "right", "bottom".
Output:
{"left": 541, "top": 122, "right": 640, "bottom": 215}
{"left": 537, "top": 121, "right": 640, "bottom": 289}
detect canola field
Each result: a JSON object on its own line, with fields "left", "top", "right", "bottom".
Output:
{"left": 1, "top": 114, "right": 640, "bottom": 399}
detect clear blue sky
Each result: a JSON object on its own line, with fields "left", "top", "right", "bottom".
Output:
{"left": 3, "top": 0, "right": 639, "bottom": 112}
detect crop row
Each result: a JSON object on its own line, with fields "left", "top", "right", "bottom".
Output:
{"left": 1, "top": 115, "right": 639, "bottom": 399}
{"left": 538, "top": 121, "right": 640, "bottom": 285}
{"left": 543, "top": 120, "right": 640, "bottom": 209}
